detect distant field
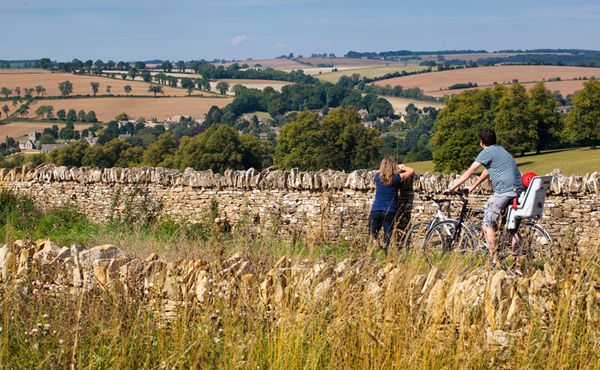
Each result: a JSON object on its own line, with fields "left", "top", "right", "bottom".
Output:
{"left": 0, "top": 69, "right": 50, "bottom": 75}
{"left": 210, "top": 79, "right": 291, "bottom": 93}
{"left": 0, "top": 121, "right": 92, "bottom": 139}
{"left": 383, "top": 97, "right": 444, "bottom": 114}
{"left": 215, "top": 58, "right": 306, "bottom": 70}
{"left": 28, "top": 97, "right": 232, "bottom": 122}
{"left": 418, "top": 52, "right": 524, "bottom": 61}
{"left": 406, "top": 147, "right": 600, "bottom": 176}
{"left": 215, "top": 57, "right": 409, "bottom": 73}
{"left": 317, "top": 66, "right": 426, "bottom": 83}
{"left": 372, "top": 65, "right": 600, "bottom": 96}
{"left": 0, "top": 72, "right": 190, "bottom": 97}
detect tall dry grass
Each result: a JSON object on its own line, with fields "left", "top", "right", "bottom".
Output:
{"left": 1, "top": 232, "right": 599, "bottom": 369}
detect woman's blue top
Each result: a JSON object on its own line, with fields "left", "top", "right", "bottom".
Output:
{"left": 371, "top": 172, "right": 402, "bottom": 213}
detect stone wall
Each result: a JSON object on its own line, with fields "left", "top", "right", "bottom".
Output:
{"left": 1, "top": 165, "right": 599, "bottom": 244}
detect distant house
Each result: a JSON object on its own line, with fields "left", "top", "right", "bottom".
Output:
{"left": 118, "top": 134, "right": 132, "bottom": 140}
{"left": 19, "top": 139, "right": 38, "bottom": 151}
{"left": 18, "top": 131, "right": 41, "bottom": 150}
{"left": 41, "top": 143, "right": 67, "bottom": 153}
{"left": 84, "top": 135, "right": 99, "bottom": 146}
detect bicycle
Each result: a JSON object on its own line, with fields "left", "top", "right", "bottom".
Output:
{"left": 407, "top": 183, "right": 553, "bottom": 272}
{"left": 413, "top": 189, "right": 483, "bottom": 267}
{"left": 402, "top": 189, "right": 476, "bottom": 252}
{"left": 494, "top": 176, "right": 554, "bottom": 271}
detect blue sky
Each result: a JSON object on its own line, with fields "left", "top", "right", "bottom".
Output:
{"left": 3, "top": 0, "right": 600, "bottom": 61}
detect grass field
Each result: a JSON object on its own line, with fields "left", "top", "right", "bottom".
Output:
{"left": 383, "top": 96, "right": 444, "bottom": 114}
{"left": 0, "top": 72, "right": 190, "bottom": 97}
{"left": 316, "top": 66, "right": 426, "bottom": 83}
{"left": 0, "top": 121, "right": 92, "bottom": 139}
{"left": 27, "top": 96, "right": 232, "bottom": 122}
{"left": 406, "top": 147, "right": 600, "bottom": 175}
{"left": 372, "top": 65, "right": 600, "bottom": 96}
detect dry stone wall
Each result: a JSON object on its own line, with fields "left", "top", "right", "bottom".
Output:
{"left": 1, "top": 165, "right": 599, "bottom": 244}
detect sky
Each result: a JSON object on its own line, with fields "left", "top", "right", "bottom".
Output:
{"left": 2, "top": 0, "right": 600, "bottom": 61}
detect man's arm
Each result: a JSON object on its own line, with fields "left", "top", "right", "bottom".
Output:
{"left": 397, "top": 164, "right": 415, "bottom": 182}
{"left": 468, "top": 169, "right": 489, "bottom": 192}
{"left": 447, "top": 161, "right": 482, "bottom": 192}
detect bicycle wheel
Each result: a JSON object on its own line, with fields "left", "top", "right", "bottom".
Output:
{"left": 402, "top": 222, "right": 431, "bottom": 252}
{"left": 497, "top": 223, "right": 552, "bottom": 272}
{"left": 521, "top": 222, "right": 553, "bottom": 258}
{"left": 422, "top": 220, "right": 479, "bottom": 266}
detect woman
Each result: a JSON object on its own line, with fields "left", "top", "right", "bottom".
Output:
{"left": 369, "top": 157, "right": 415, "bottom": 251}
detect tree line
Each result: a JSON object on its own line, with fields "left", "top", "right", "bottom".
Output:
{"left": 432, "top": 80, "right": 600, "bottom": 172}
{"left": 4, "top": 107, "right": 381, "bottom": 173}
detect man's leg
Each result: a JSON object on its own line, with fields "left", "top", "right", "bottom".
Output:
{"left": 482, "top": 193, "right": 516, "bottom": 265}
{"left": 482, "top": 224, "right": 498, "bottom": 263}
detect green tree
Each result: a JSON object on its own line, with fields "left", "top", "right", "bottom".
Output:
{"left": 274, "top": 112, "right": 323, "bottom": 170}
{"left": 148, "top": 85, "right": 164, "bottom": 97}
{"left": 35, "top": 105, "right": 54, "bottom": 119}
{"left": 116, "top": 146, "right": 144, "bottom": 167}
{"left": 564, "top": 80, "right": 600, "bottom": 149}
{"left": 494, "top": 83, "right": 536, "bottom": 156}
{"left": 128, "top": 69, "right": 138, "bottom": 80}
{"left": 528, "top": 82, "right": 560, "bottom": 153}
{"left": 90, "top": 81, "right": 100, "bottom": 96}
{"left": 240, "top": 133, "right": 274, "bottom": 169}
{"left": 2, "top": 105, "right": 9, "bottom": 117}
{"left": 39, "top": 133, "right": 56, "bottom": 145}
{"left": 58, "top": 81, "right": 73, "bottom": 96}
{"left": 86, "top": 111, "right": 97, "bottom": 123}
{"left": 77, "top": 110, "right": 87, "bottom": 121}
{"left": 142, "top": 133, "right": 177, "bottom": 167}
{"left": 181, "top": 77, "right": 194, "bottom": 95}
{"left": 56, "top": 109, "right": 66, "bottom": 120}
{"left": 141, "top": 71, "right": 152, "bottom": 83}
{"left": 431, "top": 87, "right": 504, "bottom": 172}
{"left": 1, "top": 87, "right": 11, "bottom": 98}
{"left": 173, "top": 124, "right": 245, "bottom": 173}
{"left": 14, "top": 87, "right": 21, "bottom": 96}
{"left": 47, "top": 141, "right": 88, "bottom": 167}
{"left": 124, "top": 85, "right": 132, "bottom": 95}
{"left": 66, "top": 109, "right": 77, "bottom": 122}
{"left": 35, "top": 85, "right": 46, "bottom": 96}
{"left": 216, "top": 81, "right": 230, "bottom": 95}
{"left": 39, "top": 58, "right": 52, "bottom": 69}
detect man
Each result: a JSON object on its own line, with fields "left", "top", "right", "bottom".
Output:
{"left": 445, "top": 128, "right": 523, "bottom": 266}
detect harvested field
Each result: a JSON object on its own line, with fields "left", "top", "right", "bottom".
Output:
{"left": 210, "top": 79, "right": 291, "bottom": 93}
{"left": 317, "top": 66, "right": 426, "bottom": 83}
{"left": 0, "top": 121, "right": 92, "bottom": 139}
{"left": 28, "top": 97, "right": 232, "bottom": 122}
{"left": 0, "top": 72, "right": 192, "bottom": 97}
{"left": 0, "top": 68, "right": 50, "bottom": 75}
{"left": 372, "top": 65, "right": 600, "bottom": 96}
{"left": 383, "top": 97, "right": 444, "bottom": 114}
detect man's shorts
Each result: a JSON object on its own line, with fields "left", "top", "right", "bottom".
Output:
{"left": 482, "top": 191, "right": 518, "bottom": 227}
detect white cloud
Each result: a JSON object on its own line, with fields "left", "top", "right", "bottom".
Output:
{"left": 274, "top": 42, "right": 287, "bottom": 49}
{"left": 231, "top": 35, "right": 249, "bottom": 46}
